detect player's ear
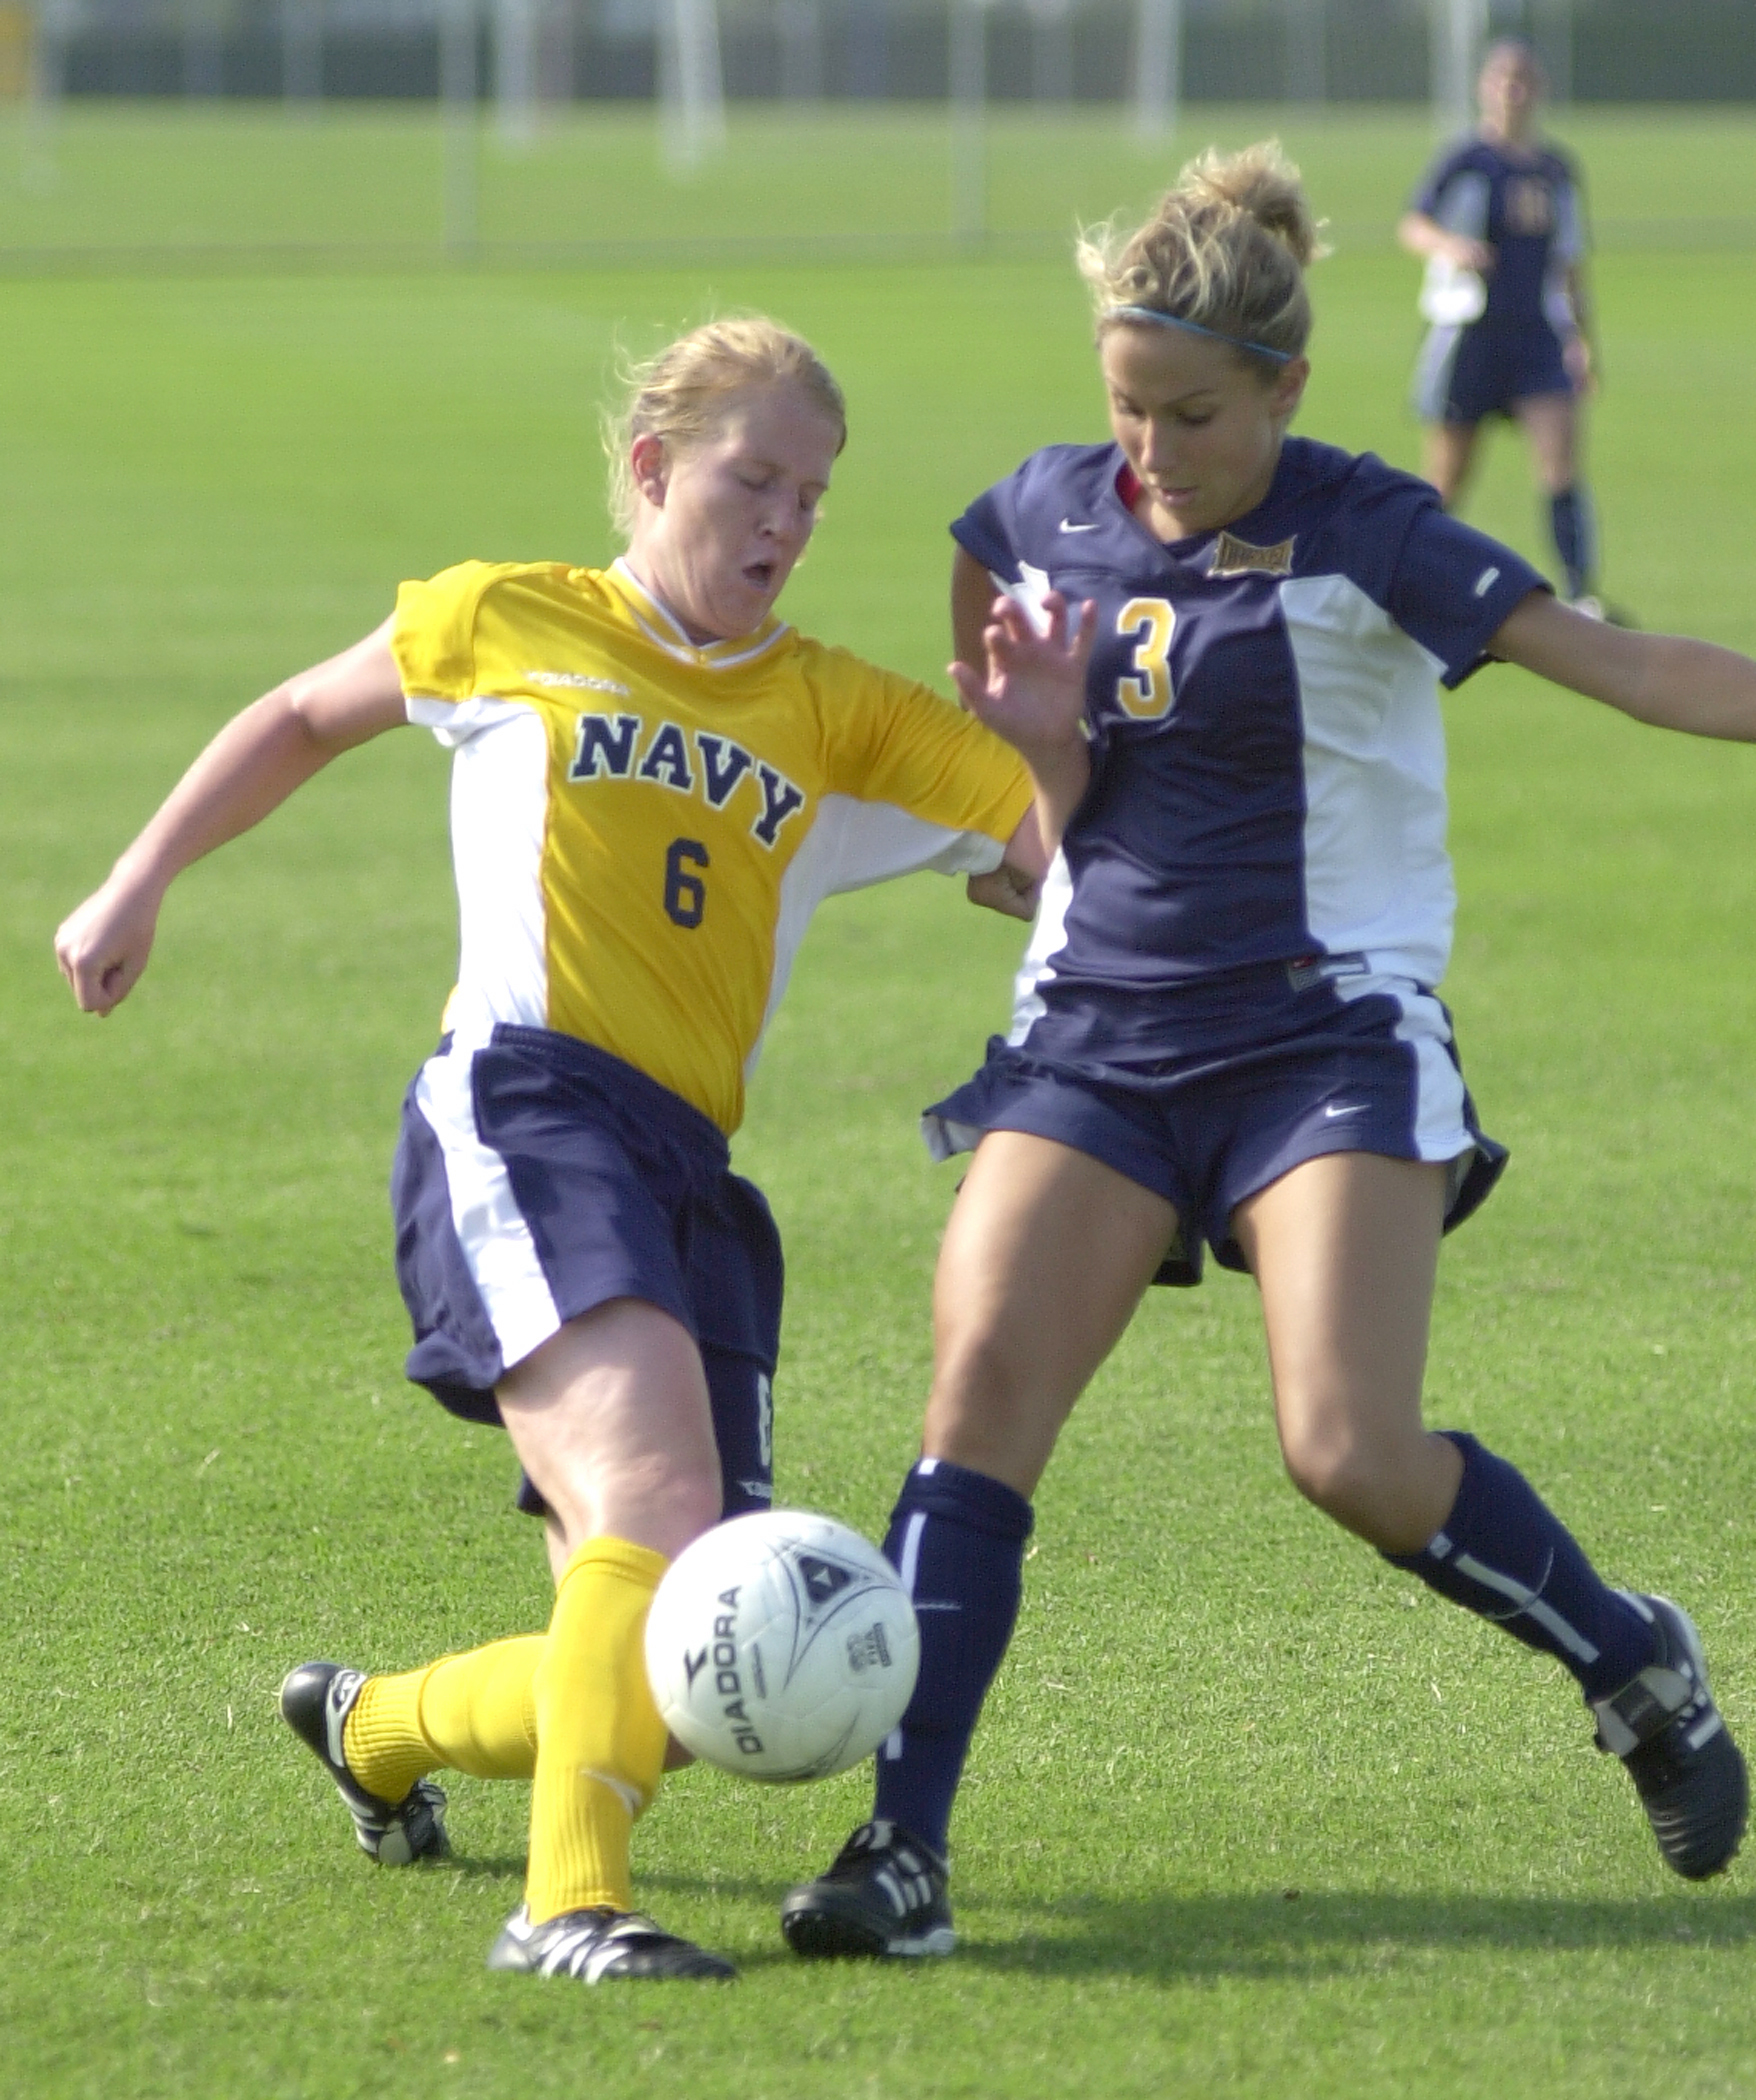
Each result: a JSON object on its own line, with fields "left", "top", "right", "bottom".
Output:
{"left": 1268, "top": 356, "right": 1311, "bottom": 423}
{"left": 630, "top": 432, "right": 670, "bottom": 509}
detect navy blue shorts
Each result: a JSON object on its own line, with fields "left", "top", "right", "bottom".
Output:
{"left": 1412, "top": 317, "right": 1574, "bottom": 425}
{"left": 924, "top": 963, "right": 1506, "bottom": 1286}
{"left": 391, "top": 1026, "right": 781, "bottom": 1521}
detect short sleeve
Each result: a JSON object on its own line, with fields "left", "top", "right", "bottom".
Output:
{"left": 950, "top": 472, "right": 1024, "bottom": 584}
{"left": 1552, "top": 157, "right": 1588, "bottom": 264}
{"left": 1386, "top": 509, "right": 1549, "bottom": 689}
{"left": 391, "top": 561, "right": 503, "bottom": 703}
{"left": 1409, "top": 142, "right": 1464, "bottom": 218}
{"left": 812, "top": 648, "right": 1033, "bottom": 847}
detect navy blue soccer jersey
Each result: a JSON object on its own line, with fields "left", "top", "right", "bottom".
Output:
{"left": 952, "top": 437, "right": 1547, "bottom": 1066}
{"left": 1411, "top": 136, "right": 1586, "bottom": 333}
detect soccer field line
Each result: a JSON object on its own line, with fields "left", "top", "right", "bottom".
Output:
{"left": 6, "top": 214, "right": 1756, "bottom": 276}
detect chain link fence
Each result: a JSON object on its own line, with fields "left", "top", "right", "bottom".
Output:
{"left": 2, "top": 0, "right": 1753, "bottom": 264}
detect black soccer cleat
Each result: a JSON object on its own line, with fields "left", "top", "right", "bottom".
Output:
{"left": 278, "top": 1660, "right": 448, "bottom": 1867}
{"left": 487, "top": 1905, "right": 736, "bottom": 1982}
{"left": 781, "top": 1819, "right": 956, "bottom": 1958}
{"left": 1592, "top": 1594, "right": 1748, "bottom": 1881}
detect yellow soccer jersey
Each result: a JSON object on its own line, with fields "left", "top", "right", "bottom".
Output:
{"left": 392, "top": 557, "right": 1033, "bottom": 1134}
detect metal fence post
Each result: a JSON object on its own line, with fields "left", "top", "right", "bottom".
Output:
{"left": 1133, "top": 0, "right": 1180, "bottom": 143}
{"left": 440, "top": 0, "right": 478, "bottom": 254}
{"left": 949, "top": 0, "right": 986, "bottom": 246}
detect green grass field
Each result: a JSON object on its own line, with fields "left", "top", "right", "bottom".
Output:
{"left": 4, "top": 104, "right": 1756, "bottom": 2099}
{"left": 6, "top": 104, "right": 1756, "bottom": 261}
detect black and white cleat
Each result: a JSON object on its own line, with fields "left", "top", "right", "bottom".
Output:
{"left": 1593, "top": 1594, "right": 1747, "bottom": 1880}
{"left": 781, "top": 1818, "right": 956, "bottom": 1958}
{"left": 488, "top": 1905, "right": 736, "bottom": 1982}
{"left": 278, "top": 1660, "right": 448, "bottom": 1867}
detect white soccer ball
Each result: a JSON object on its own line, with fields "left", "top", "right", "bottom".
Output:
{"left": 644, "top": 1509, "right": 920, "bottom": 1783}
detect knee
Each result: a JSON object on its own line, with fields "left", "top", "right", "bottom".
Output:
{"left": 549, "top": 1449, "right": 722, "bottom": 1563}
{"left": 923, "top": 1322, "right": 1064, "bottom": 1493}
{"left": 1277, "top": 1411, "right": 1433, "bottom": 1553}
{"left": 1279, "top": 1416, "right": 1373, "bottom": 1520}
{"left": 932, "top": 1318, "right": 1018, "bottom": 1422}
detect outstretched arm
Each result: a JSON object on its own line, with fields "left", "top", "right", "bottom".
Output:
{"left": 55, "top": 617, "right": 407, "bottom": 1015}
{"left": 950, "top": 585, "right": 1096, "bottom": 857}
{"left": 1490, "top": 592, "right": 1756, "bottom": 741}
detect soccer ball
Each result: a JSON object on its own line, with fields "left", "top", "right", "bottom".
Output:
{"left": 644, "top": 1509, "right": 920, "bottom": 1783}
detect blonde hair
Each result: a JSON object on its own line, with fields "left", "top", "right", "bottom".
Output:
{"left": 1077, "top": 141, "right": 1327, "bottom": 371}
{"left": 602, "top": 316, "right": 848, "bottom": 537}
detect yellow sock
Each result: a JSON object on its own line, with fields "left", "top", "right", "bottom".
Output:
{"left": 343, "top": 1672, "right": 435, "bottom": 1803}
{"left": 417, "top": 1635, "right": 542, "bottom": 1780}
{"left": 344, "top": 1635, "right": 543, "bottom": 1798}
{"left": 524, "top": 1536, "right": 670, "bottom": 1924}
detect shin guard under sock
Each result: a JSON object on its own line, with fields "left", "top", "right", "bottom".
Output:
{"left": 417, "top": 1635, "right": 542, "bottom": 1780}
{"left": 1384, "top": 1431, "right": 1656, "bottom": 1701}
{"left": 871, "top": 1457, "right": 1034, "bottom": 1857}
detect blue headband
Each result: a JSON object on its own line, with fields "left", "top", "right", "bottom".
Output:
{"left": 1106, "top": 304, "right": 1295, "bottom": 365}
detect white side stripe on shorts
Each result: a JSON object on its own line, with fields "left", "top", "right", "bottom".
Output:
{"left": 414, "top": 1048, "right": 562, "bottom": 1376}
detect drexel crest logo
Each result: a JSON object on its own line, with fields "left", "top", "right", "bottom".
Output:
{"left": 1209, "top": 532, "right": 1296, "bottom": 578}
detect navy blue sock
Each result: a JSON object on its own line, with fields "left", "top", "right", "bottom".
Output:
{"left": 1384, "top": 1431, "right": 1655, "bottom": 1702}
{"left": 870, "top": 1457, "right": 1034, "bottom": 1857}
{"left": 1549, "top": 484, "right": 1595, "bottom": 600}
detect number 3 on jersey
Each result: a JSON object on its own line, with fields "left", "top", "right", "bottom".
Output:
{"left": 1115, "top": 598, "right": 1176, "bottom": 720}
{"left": 664, "top": 837, "right": 709, "bottom": 928}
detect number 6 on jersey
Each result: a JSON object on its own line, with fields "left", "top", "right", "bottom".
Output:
{"left": 664, "top": 837, "right": 710, "bottom": 928}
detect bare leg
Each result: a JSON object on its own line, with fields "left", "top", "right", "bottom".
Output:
{"left": 1514, "top": 390, "right": 1579, "bottom": 496}
{"left": 496, "top": 1299, "right": 722, "bottom": 1925}
{"left": 498, "top": 1297, "right": 721, "bottom": 1561}
{"left": 1227, "top": 1150, "right": 1745, "bottom": 1881}
{"left": 1230, "top": 1152, "right": 1460, "bottom": 1554}
{"left": 816, "top": 1130, "right": 1180, "bottom": 1882}
{"left": 924, "top": 1129, "right": 1180, "bottom": 1492}
{"left": 1422, "top": 420, "right": 1481, "bottom": 511}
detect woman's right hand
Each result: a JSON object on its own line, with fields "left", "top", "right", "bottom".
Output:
{"left": 51, "top": 620, "right": 407, "bottom": 1021}
{"left": 1440, "top": 232, "right": 1494, "bottom": 275}
{"left": 951, "top": 590, "right": 1096, "bottom": 853}
{"left": 56, "top": 874, "right": 164, "bottom": 1016}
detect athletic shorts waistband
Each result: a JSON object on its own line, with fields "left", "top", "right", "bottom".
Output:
{"left": 440, "top": 1024, "right": 732, "bottom": 1177}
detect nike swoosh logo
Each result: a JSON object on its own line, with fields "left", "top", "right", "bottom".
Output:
{"left": 1058, "top": 518, "right": 1098, "bottom": 533}
{"left": 1323, "top": 1103, "right": 1366, "bottom": 1119}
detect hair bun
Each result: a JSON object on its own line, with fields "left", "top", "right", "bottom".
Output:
{"left": 1180, "top": 141, "right": 1327, "bottom": 269}
{"left": 1076, "top": 137, "right": 1323, "bottom": 366}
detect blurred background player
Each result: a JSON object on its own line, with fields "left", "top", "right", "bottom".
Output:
{"left": 782, "top": 143, "right": 1749, "bottom": 1961}
{"left": 1399, "top": 38, "right": 1612, "bottom": 615}
{"left": 55, "top": 317, "right": 1040, "bottom": 1985}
